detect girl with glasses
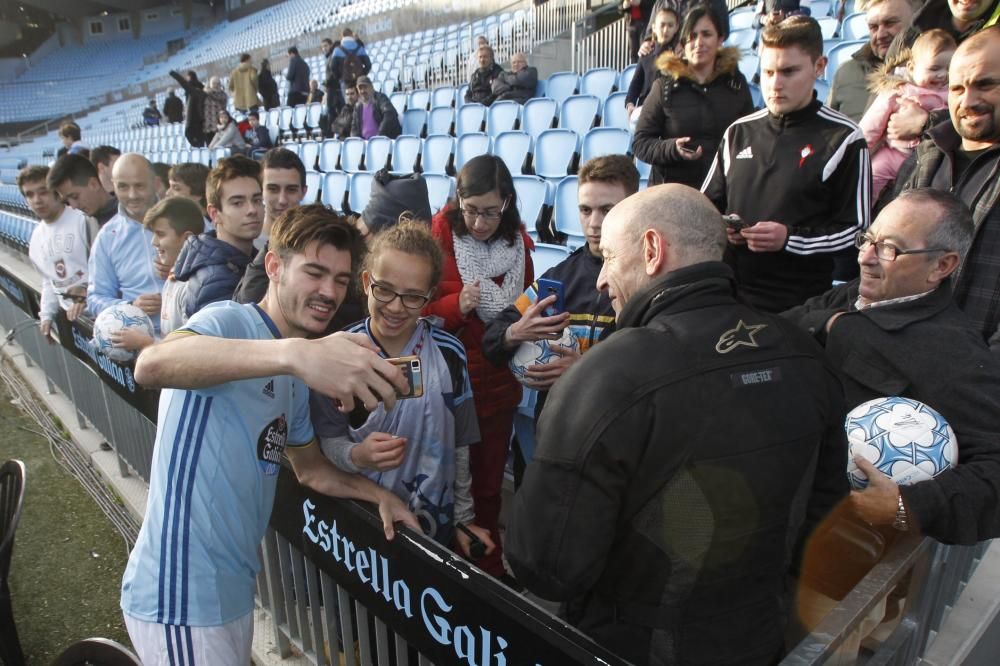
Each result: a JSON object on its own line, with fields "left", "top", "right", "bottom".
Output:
{"left": 310, "top": 221, "right": 494, "bottom": 558}
{"left": 425, "top": 154, "right": 534, "bottom": 583}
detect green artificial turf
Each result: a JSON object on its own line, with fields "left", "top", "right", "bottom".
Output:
{"left": 1, "top": 381, "right": 133, "bottom": 662}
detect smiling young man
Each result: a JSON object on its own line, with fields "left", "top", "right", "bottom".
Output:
{"left": 174, "top": 155, "right": 262, "bottom": 319}
{"left": 702, "top": 16, "right": 871, "bottom": 312}
{"left": 19, "top": 165, "right": 97, "bottom": 338}
{"left": 121, "top": 203, "right": 418, "bottom": 665}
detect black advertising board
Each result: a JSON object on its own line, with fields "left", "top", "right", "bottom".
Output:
{"left": 271, "top": 467, "right": 629, "bottom": 666}
{"left": 0, "top": 262, "right": 39, "bottom": 317}
{"left": 53, "top": 314, "right": 159, "bottom": 421}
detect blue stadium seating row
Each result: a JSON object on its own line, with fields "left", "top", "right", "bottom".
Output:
{"left": 0, "top": 211, "right": 35, "bottom": 251}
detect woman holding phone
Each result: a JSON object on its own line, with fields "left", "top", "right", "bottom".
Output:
{"left": 632, "top": 4, "right": 754, "bottom": 187}
{"left": 425, "top": 154, "right": 533, "bottom": 583}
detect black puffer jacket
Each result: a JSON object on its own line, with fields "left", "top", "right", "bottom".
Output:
{"left": 632, "top": 47, "right": 754, "bottom": 188}
{"left": 507, "top": 261, "right": 848, "bottom": 666}
{"left": 465, "top": 63, "right": 503, "bottom": 105}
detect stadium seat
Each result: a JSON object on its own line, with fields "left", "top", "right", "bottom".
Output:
{"left": 456, "top": 103, "right": 487, "bottom": 135}
{"left": 580, "top": 67, "right": 618, "bottom": 99}
{"left": 322, "top": 171, "right": 348, "bottom": 212}
{"left": 456, "top": 84, "right": 470, "bottom": 107}
{"left": 493, "top": 131, "right": 532, "bottom": 175}
{"left": 305, "top": 171, "right": 321, "bottom": 202}
{"left": 422, "top": 134, "right": 455, "bottom": 175}
{"left": 454, "top": 132, "right": 490, "bottom": 173}
{"left": 427, "top": 107, "right": 454, "bottom": 136}
{"left": 816, "top": 16, "right": 839, "bottom": 39}
{"left": 424, "top": 173, "right": 453, "bottom": 213}
{"left": 580, "top": 127, "right": 630, "bottom": 163}
{"left": 533, "top": 129, "right": 577, "bottom": 179}
{"left": 408, "top": 89, "right": 432, "bottom": 111}
{"left": 825, "top": 40, "right": 867, "bottom": 82}
{"left": 402, "top": 109, "right": 427, "bottom": 137}
{"left": 810, "top": 0, "right": 833, "bottom": 17}
{"left": 365, "top": 136, "right": 393, "bottom": 172}
{"left": 513, "top": 175, "right": 547, "bottom": 230}
{"left": 545, "top": 71, "right": 579, "bottom": 105}
{"left": 431, "top": 86, "right": 456, "bottom": 109}
{"left": 603, "top": 92, "right": 629, "bottom": 131}
{"left": 522, "top": 98, "right": 558, "bottom": 141}
{"left": 619, "top": 64, "right": 638, "bottom": 95}
{"left": 635, "top": 158, "right": 652, "bottom": 179}
{"left": 291, "top": 105, "right": 309, "bottom": 139}
{"left": 390, "top": 92, "right": 408, "bottom": 116}
{"left": 299, "top": 140, "right": 320, "bottom": 172}
{"left": 750, "top": 83, "right": 763, "bottom": 108}
{"left": 341, "top": 138, "right": 366, "bottom": 172}
{"left": 739, "top": 54, "right": 760, "bottom": 83}
{"left": 319, "top": 139, "right": 341, "bottom": 172}
{"left": 532, "top": 243, "right": 571, "bottom": 277}
{"left": 392, "top": 135, "right": 422, "bottom": 173}
{"left": 305, "top": 103, "right": 324, "bottom": 139}
{"left": 730, "top": 8, "right": 756, "bottom": 31}
{"left": 814, "top": 79, "right": 830, "bottom": 101}
{"left": 486, "top": 101, "right": 521, "bottom": 138}
{"left": 552, "top": 176, "right": 584, "bottom": 248}
{"left": 348, "top": 172, "right": 374, "bottom": 214}
{"left": 842, "top": 13, "right": 869, "bottom": 41}
{"left": 726, "top": 28, "right": 757, "bottom": 52}
{"left": 560, "top": 95, "right": 600, "bottom": 139}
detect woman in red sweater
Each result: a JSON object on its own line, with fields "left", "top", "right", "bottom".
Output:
{"left": 426, "top": 155, "right": 534, "bottom": 580}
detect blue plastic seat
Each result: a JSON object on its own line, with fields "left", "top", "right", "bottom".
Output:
{"left": 322, "top": 171, "right": 348, "bottom": 212}
{"left": 424, "top": 173, "right": 453, "bottom": 213}
{"left": 618, "top": 64, "right": 638, "bottom": 94}
{"left": 522, "top": 98, "right": 558, "bottom": 141}
{"left": 340, "top": 138, "right": 366, "bottom": 172}
{"left": 545, "top": 71, "right": 580, "bottom": 105}
{"left": 560, "top": 95, "right": 600, "bottom": 139}
{"left": 319, "top": 139, "right": 342, "bottom": 172}
{"left": 729, "top": 8, "right": 756, "bottom": 31}
{"left": 454, "top": 132, "right": 490, "bottom": 173}
{"left": 603, "top": 92, "right": 630, "bottom": 130}
{"left": 533, "top": 129, "right": 577, "bottom": 179}
{"left": 348, "top": 171, "right": 374, "bottom": 213}
{"left": 580, "top": 67, "right": 617, "bottom": 99}
{"left": 532, "top": 242, "right": 571, "bottom": 277}
{"left": 817, "top": 16, "right": 839, "bottom": 39}
{"left": 824, "top": 40, "right": 866, "bottom": 82}
{"left": 635, "top": 158, "right": 652, "bottom": 179}
{"left": 580, "top": 127, "right": 631, "bottom": 163}
{"left": 842, "top": 13, "right": 869, "bottom": 41}
{"left": 456, "top": 103, "right": 487, "bottom": 135}
{"left": 421, "top": 134, "right": 454, "bottom": 175}
{"left": 512, "top": 175, "right": 547, "bottom": 230}
{"left": 552, "top": 176, "right": 584, "bottom": 248}
{"left": 427, "top": 107, "right": 454, "bottom": 135}
{"left": 299, "top": 141, "right": 320, "bottom": 172}
{"left": 408, "top": 89, "right": 431, "bottom": 111}
{"left": 486, "top": 101, "right": 521, "bottom": 138}
{"left": 726, "top": 28, "right": 757, "bottom": 52}
{"left": 739, "top": 54, "right": 760, "bottom": 83}
{"left": 402, "top": 108, "right": 427, "bottom": 137}
{"left": 431, "top": 86, "right": 456, "bottom": 109}
{"left": 365, "top": 136, "right": 392, "bottom": 172}
{"left": 305, "top": 171, "right": 321, "bottom": 202}
{"left": 456, "top": 84, "right": 470, "bottom": 107}
{"left": 493, "top": 131, "right": 532, "bottom": 176}
{"left": 392, "top": 135, "right": 421, "bottom": 173}
{"left": 389, "top": 91, "right": 408, "bottom": 116}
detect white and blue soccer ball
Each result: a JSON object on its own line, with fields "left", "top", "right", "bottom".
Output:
{"left": 509, "top": 328, "right": 579, "bottom": 386}
{"left": 92, "top": 302, "right": 154, "bottom": 363}
{"left": 845, "top": 396, "right": 958, "bottom": 490}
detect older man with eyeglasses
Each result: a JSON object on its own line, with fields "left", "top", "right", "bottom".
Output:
{"left": 783, "top": 187, "right": 1000, "bottom": 548}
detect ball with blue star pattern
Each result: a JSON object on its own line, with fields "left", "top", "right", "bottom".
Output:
{"left": 509, "top": 328, "right": 580, "bottom": 386}
{"left": 845, "top": 397, "right": 957, "bottom": 490}
{"left": 92, "top": 302, "right": 155, "bottom": 363}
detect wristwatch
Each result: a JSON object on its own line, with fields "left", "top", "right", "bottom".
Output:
{"left": 893, "top": 493, "right": 909, "bottom": 532}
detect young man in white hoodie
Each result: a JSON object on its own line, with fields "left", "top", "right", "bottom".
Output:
{"left": 18, "top": 165, "right": 98, "bottom": 339}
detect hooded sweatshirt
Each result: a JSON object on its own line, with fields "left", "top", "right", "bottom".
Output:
{"left": 173, "top": 231, "right": 255, "bottom": 318}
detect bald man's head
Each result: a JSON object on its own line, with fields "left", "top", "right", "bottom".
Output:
{"left": 948, "top": 26, "right": 1000, "bottom": 150}
{"left": 112, "top": 153, "right": 158, "bottom": 221}
{"left": 596, "top": 184, "right": 726, "bottom": 317}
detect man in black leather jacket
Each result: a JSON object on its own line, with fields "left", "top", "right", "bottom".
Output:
{"left": 507, "top": 184, "right": 848, "bottom": 666}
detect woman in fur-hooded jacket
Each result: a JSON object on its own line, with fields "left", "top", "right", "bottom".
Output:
{"left": 632, "top": 5, "right": 754, "bottom": 188}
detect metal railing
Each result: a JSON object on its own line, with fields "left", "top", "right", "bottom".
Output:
{"left": 0, "top": 246, "right": 992, "bottom": 666}
{"left": 571, "top": 11, "right": 630, "bottom": 76}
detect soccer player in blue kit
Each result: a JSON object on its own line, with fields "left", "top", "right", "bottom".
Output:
{"left": 120, "top": 204, "right": 419, "bottom": 664}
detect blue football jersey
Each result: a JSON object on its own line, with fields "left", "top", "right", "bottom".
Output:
{"left": 121, "top": 301, "right": 313, "bottom": 626}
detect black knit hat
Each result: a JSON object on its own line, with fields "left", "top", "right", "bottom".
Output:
{"left": 361, "top": 169, "right": 432, "bottom": 234}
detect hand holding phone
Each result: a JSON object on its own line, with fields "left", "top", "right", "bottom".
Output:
{"left": 536, "top": 278, "right": 566, "bottom": 317}
{"left": 387, "top": 356, "right": 423, "bottom": 399}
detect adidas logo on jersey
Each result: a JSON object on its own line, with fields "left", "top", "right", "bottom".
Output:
{"left": 736, "top": 146, "right": 754, "bottom": 159}
{"left": 262, "top": 380, "right": 275, "bottom": 399}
